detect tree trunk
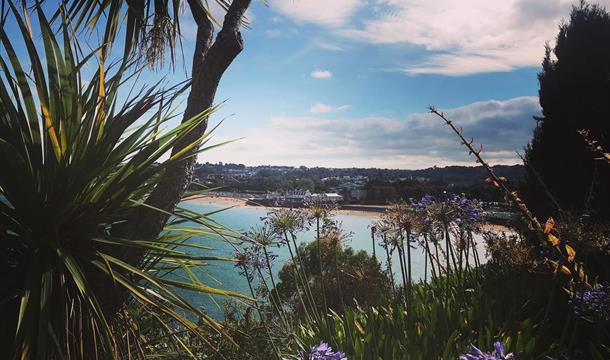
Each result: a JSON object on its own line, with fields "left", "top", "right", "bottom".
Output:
{"left": 104, "top": 0, "right": 252, "bottom": 315}
{"left": 121, "top": 0, "right": 251, "bottom": 245}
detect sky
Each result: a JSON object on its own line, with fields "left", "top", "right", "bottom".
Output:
{"left": 5, "top": 0, "right": 610, "bottom": 169}
{"left": 187, "top": 0, "right": 610, "bottom": 169}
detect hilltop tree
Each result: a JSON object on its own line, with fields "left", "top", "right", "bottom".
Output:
{"left": 522, "top": 1, "right": 610, "bottom": 220}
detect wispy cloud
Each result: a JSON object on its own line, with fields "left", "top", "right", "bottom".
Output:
{"left": 310, "top": 103, "right": 351, "bottom": 113}
{"left": 272, "top": 0, "right": 607, "bottom": 76}
{"left": 203, "top": 97, "right": 541, "bottom": 168}
{"left": 265, "top": 28, "right": 283, "bottom": 37}
{"left": 270, "top": 0, "right": 363, "bottom": 28}
{"left": 310, "top": 69, "right": 333, "bottom": 79}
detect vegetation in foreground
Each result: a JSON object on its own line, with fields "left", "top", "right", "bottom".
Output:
{"left": 1, "top": 1, "right": 609, "bottom": 359}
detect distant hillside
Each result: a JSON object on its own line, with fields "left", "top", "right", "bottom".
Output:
{"left": 194, "top": 162, "right": 525, "bottom": 203}
{"left": 400, "top": 165, "right": 525, "bottom": 186}
{"left": 195, "top": 162, "right": 525, "bottom": 186}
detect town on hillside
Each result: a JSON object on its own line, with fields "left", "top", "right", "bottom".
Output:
{"left": 193, "top": 162, "right": 520, "bottom": 222}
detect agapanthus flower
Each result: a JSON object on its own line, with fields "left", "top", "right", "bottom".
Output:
{"left": 571, "top": 283, "right": 610, "bottom": 322}
{"left": 242, "top": 224, "right": 279, "bottom": 247}
{"left": 234, "top": 244, "right": 276, "bottom": 282}
{"left": 459, "top": 342, "right": 514, "bottom": 360}
{"left": 412, "top": 194, "right": 437, "bottom": 226}
{"left": 298, "top": 341, "right": 347, "bottom": 360}
{"left": 266, "top": 208, "right": 307, "bottom": 245}
{"left": 450, "top": 194, "right": 483, "bottom": 228}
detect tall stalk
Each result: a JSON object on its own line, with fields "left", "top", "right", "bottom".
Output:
{"left": 443, "top": 223, "right": 458, "bottom": 273}
{"left": 262, "top": 247, "right": 288, "bottom": 325}
{"left": 289, "top": 232, "right": 319, "bottom": 316}
{"left": 242, "top": 265, "right": 282, "bottom": 358}
{"left": 425, "top": 235, "right": 438, "bottom": 281}
{"left": 397, "top": 233, "right": 408, "bottom": 296}
{"left": 383, "top": 234, "right": 396, "bottom": 293}
{"left": 333, "top": 242, "right": 345, "bottom": 311}
{"left": 283, "top": 232, "right": 314, "bottom": 321}
{"left": 405, "top": 228, "right": 413, "bottom": 302}
{"left": 316, "top": 218, "right": 329, "bottom": 312}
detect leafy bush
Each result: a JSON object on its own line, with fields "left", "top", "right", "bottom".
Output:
{"left": 274, "top": 239, "right": 392, "bottom": 315}
{"left": 300, "top": 273, "right": 546, "bottom": 359}
{"left": 0, "top": 7, "right": 244, "bottom": 359}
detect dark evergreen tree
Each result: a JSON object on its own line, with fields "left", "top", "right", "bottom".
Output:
{"left": 523, "top": 1, "right": 610, "bottom": 220}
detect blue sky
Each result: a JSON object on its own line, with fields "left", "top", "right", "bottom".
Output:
{"left": 186, "top": 0, "right": 596, "bottom": 169}
{"left": 5, "top": 0, "right": 609, "bottom": 169}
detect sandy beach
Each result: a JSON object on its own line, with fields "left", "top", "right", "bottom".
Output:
{"left": 184, "top": 195, "right": 382, "bottom": 218}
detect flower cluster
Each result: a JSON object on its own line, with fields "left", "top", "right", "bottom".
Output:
{"left": 297, "top": 342, "right": 347, "bottom": 360}
{"left": 459, "top": 342, "right": 513, "bottom": 360}
{"left": 449, "top": 194, "right": 483, "bottom": 229}
{"left": 265, "top": 208, "right": 307, "bottom": 245}
{"left": 412, "top": 193, "right": 482, "bottom": 230}
{"left": 242, "top": 224, "right": 278, "bottom": 247}
{"left": 571, "top": 283, "right": 610, "bottom": 322}
{"left": 234, "top": 244, "right": 277, "bottom": 282}
{"left": 412, "top": 194, "right": 444, "bottom": 229}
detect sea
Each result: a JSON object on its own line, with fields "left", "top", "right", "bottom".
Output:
{"left": 176, "top": 201, "right": 493, "bottom": 320}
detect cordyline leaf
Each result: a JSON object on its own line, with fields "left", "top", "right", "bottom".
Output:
{"left": 544, "top": 217, "right": 554, "bottom": 234}
{"left": 565, "top": 244, "right": 576, "bottom": 262}
{"left": 96, "top": 52, "right": 106, "bottom": 140}
{"left": 8, "top": 2, "right": 63, "bottom": 159}
{"left": 548, "top": 234, "right": 560, "bottom": 247}
{"left": 2, "top": 4, "right": 247, "bottom": 358}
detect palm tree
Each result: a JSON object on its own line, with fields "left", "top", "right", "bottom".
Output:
{"left": 0, "top": 5, "right": 249, "bottom": 358}
{"left": 60, "top": 0, "right": 254, "bottom": 296}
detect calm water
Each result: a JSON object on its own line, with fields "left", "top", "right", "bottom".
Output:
{"left": 177, "top": 202, "right": 490, "bottom": 320}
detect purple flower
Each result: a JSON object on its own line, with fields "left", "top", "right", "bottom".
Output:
{"left": 234, "top": 244, "right": 276, "bottom": 282}
{"left": 459, "top": 342, "right": 514, "bottom": 360}
{"left": 297, "top": 342, "right": 347, "bottom": 360}
{"left": 450, "top": 194, "right": 483, "bottom": 227}
{"left": 571, "top": 283, "right": 610, "bottom": 322}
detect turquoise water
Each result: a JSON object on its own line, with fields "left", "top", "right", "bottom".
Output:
{"left": 177, "top": 202, "right": 484, "bottom": 320}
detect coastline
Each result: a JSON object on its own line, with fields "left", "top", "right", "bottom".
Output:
{"left": 184, "top": 195, "right": 382, "bottom": 218}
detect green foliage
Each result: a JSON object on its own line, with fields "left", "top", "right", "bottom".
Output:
{"left": 274, "top": 239, "right": 392, "bottom": 316}
{"left": 523, "top": 1, "right": 610, "bottom": 220}
{"left": 296, "top": 266, "right": 609, "bottom": 359}
{"left": 64, "top": 0, "right": 232, "bottom": 67}
{"left": 0, "top": 6, "right": 244, "bottom": 359}
{"left": 131, "top": 303, "right": 282, "bottom": 360}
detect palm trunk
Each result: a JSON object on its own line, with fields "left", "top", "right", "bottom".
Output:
{"left": 104, "top": 0, "right": 253, "bottom": 318}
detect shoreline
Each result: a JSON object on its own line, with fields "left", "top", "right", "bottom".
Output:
{"left": 183, "top": 196, "right": 513, "bottom": 232}
{"left": 184, "top": 195, "right": 382, "bottom": 218}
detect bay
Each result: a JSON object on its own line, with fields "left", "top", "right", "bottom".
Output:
{"left": 177, "top": 201, "right": 490, "bottom": 320}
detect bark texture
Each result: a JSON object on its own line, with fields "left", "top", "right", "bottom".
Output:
{"left": 100, "top": 0, "right": 251, "bottom": 316}
{"left": 122, "top": 0, "right": 251, "bottom": 244}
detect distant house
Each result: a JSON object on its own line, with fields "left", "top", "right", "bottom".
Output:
{"left": 349, "top": 189, "right": 367, "bottom": 201}
{"left": 247, "top": 189, "right": 343, "bottom": 207}
{"left": 322, "top": 193, "right": 343, "bottom": 202}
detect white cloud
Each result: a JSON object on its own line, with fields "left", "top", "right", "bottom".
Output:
{"left": 265, "top": 28, "right": 283, "bottom": 37}
{"left": 202, "top": 96, "right": 541, "bottom": 168}
{"left": 270, "top": 0, "right": 363, "bottom": 27}
{"left": 310, "top": 69, "right": 332, "bottom": 79}
{"left": 336, "top": 0, "right": 607, "bottom": 75}
{"left": 316, "top": 42, "right": 346, "bottom": 51}
{"left": 310, "top": 103, "right": 351, "bottom": 113}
